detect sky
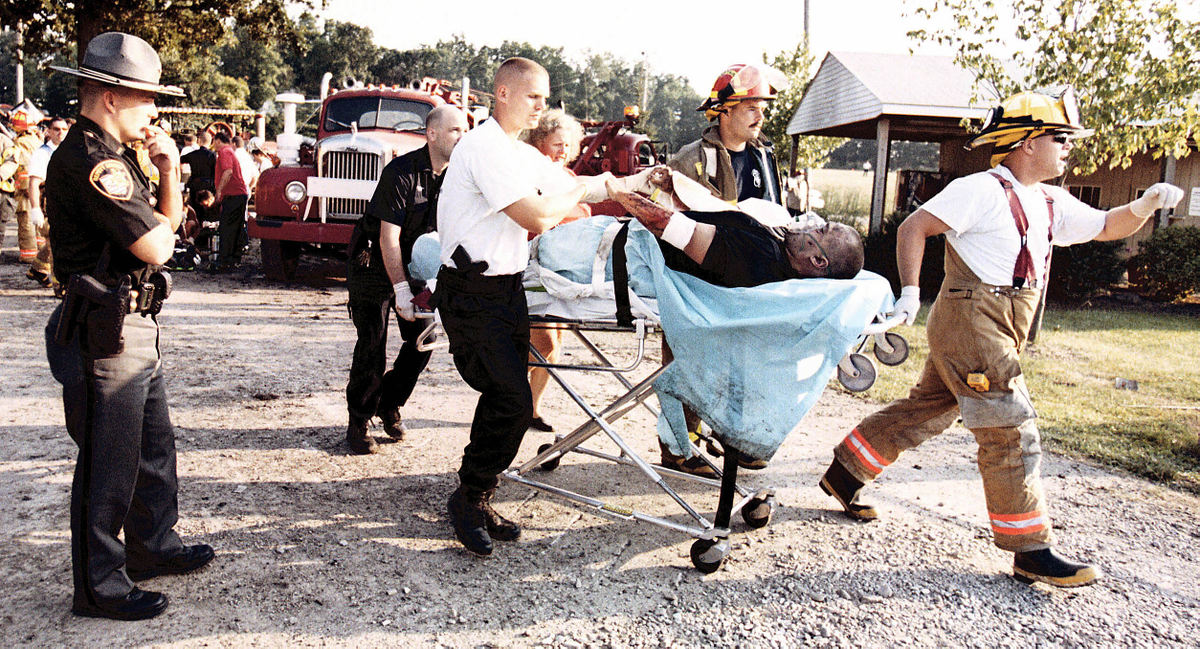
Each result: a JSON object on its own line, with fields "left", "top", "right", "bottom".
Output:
{"left": 315, "top": 0, "right": 950, "bottom": 94}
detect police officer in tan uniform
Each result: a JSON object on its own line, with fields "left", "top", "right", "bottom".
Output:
{"left": 46, "top": 32, "right": 214, "bottom": 621}
{"left": 818, "top": 90, "right": 1184, "bottom": 588}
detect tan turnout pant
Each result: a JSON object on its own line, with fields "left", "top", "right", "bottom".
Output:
{"left": 834, "top": 247, "right": 1053, "bottom": 552}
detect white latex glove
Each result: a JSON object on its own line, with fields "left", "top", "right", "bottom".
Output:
{"left": 1129, "top": 183, "right": 1185, "bottom": 218}
{"left": 893, "top": 285, "right": 921, "bottom": 326}
{"left": 579, "top": 172, "right": 615, "bottom": 203}
{"left": 393, "top": 281, "right": 415, "bottom": 321}
{"left": 29, "top": 207, "right": 45, "bottom": 228}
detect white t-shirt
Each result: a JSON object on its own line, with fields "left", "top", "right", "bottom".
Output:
{"left": 437, "top": 118, "right": 573, "bottom": 275}
{"left": 27, "top": 142, "right": 57, "bottom": 180}
{"left": 234, "top": 148, "right": 259, "bottom": 188}
{"left": 920, "top": 165, "right": 1107, "bottom": 286}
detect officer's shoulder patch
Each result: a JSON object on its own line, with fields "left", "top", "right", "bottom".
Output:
{"left": 89, "top": 159, "right": 134, "bottom": 201}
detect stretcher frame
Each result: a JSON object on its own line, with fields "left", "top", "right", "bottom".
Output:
{"left": 415, "top": 309, "right": 904, "bottom": 572}
{"left": 415, "top": 311, "right": 772, "bottom": 572}
{"left": 515, "top": 316, "right": 777, "bottom": 571}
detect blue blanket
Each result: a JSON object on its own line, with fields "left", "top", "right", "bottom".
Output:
{"left": 410, "top": 218, "right": 893, "bottom": 461}
{"left": 616, "top": 222, "right": 892, "bottom": 461}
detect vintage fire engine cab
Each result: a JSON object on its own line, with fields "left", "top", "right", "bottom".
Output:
{"left": 251, "top": 78, "right": 483, "bottom": 279}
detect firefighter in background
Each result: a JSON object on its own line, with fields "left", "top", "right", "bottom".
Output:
{"left": 818, "top": 90, "right": 1184, "bottom": 588}
{"left": 657, "top": 63, "right": 788, "bottom": 475}
{"left": 8, "top": 100, "right": 46, "bottom": 265}
{"left": 0, "top": 109, "right": 17, "bottom": 253}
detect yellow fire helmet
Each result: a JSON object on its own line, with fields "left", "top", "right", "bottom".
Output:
{"left": 698, "top": 64, "right": 789, "bottom": 121}
{"left": 967, "top": 89, "right": 1093, "bottom": 165}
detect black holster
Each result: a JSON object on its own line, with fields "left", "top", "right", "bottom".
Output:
{"left": 55, "top": 273, "right": 131, "bottom": 356}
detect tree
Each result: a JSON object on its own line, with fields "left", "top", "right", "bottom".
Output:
{"left": 760, "top": 42, "right": 847, "bottom": 170}
{"left": 908, "top": 0, "right": 1200, "bottom": 174}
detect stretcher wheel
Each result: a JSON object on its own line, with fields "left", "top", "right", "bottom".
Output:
{"left": 741, "top": 494, "right": 775, "bottom": 529}
{"left": 535, "top": 443, "right": 561, "bottom": 471}
{"left": 690, "top": 538, "right": 729, "bottom": 573}
{"left": 873, "top": 332, "right": 909, "bottom": 366}
{"left": 838, "top": 353, "right": 877, "bottom": 392}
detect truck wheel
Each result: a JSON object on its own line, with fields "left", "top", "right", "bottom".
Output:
{"left": 261, "top": 239, "right": 301, "bottom": 281}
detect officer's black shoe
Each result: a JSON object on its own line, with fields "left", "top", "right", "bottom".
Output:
{"left": 127, "top": 543, "right": 216, "bottom": 581}
{"left": 528, "top": 416, "right": 554, "bottom": 432}
{"left": 379, "top": 407, "right": 406, "bottom": 440}
{"left": 1013, "top": 548, "right": 1102, "bottom": 587}
{"left": 819, "top": 459, "right": 879, "bottom": 521}
{"left": 480, "top": 488, "right": 521, "bottom": 542}
{"left": 447, "top": 485, "right": 493, "bottom": 556}
{"left": 72, "top": 587, "right": 168, "bottom": 621}
{"left": 346, "top": 417, "right": 378, "bottom": 454}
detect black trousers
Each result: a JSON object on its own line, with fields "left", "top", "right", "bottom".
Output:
{"left": 217, "top": 194, "right": 248, "bottom": 265}
{"left": 345, "top": 295, "right": 433, "bottom": 421}
{"left": 436, "top": 267, "right": 532, "bottom": 491}
{"left": 45, "top": 304, "right": 185, "bottom": 603}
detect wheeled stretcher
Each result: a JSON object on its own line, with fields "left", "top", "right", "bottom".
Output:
{"left": 408, "top": 217, "right": 905, "bottom": 571}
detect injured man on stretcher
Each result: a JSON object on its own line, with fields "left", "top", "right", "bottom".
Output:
{"left": 605, "top": 168, "right": 865, "bottom": 286}
{"left": 409, "top": 168, "right": 891, "bottom": 465}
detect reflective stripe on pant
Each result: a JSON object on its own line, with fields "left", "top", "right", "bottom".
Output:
{"left": 16, "top": 203, "right": 38, "bottom": 262}
{"left": 834, "top": 246, "right": 1053, "bottom": 552}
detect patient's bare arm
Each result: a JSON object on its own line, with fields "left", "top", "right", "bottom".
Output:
{"left": 606, "top": 178, "right": 716, "bottom": 264}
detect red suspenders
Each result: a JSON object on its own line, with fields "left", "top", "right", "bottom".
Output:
{"left": 990, "top": 172, "right": 1055, "bottom": 289}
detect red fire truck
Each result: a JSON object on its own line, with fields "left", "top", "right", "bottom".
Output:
{"left": 250, "top": 78, "right": 486, "bottom": 279}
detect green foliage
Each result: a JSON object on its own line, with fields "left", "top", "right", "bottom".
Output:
{"left": 1127, "top": 225, "right": 1200, "bottom": 302}
{"left": 760, "top": 42, "right": 845, "bottom": 170}
{"left": 856, "top": 305, "right": 1200, "bottom": 493}
{"left": 0, "top": 29, "right": 76, "bottom": 114}
{"left": 1046, "top": 239, "right": 1126, "bottom": 304}
{"left": 863, "top": 211, "right": 946, "bottom": 296}
{"left": 907, "top": 0, "right": 1200, "bottom": 175}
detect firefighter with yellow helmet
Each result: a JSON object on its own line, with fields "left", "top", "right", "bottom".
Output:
{"left": 658, "top": 64, "right": 788, "bottom": 475}
{"left": 819, "top": 89, "right": 1183, "bottom": 588}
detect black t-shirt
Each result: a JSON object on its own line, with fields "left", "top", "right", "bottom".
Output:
{"left": 45, "top": 116, "right": 159, "bottom": 285}
{"left": 181, "top": 146, "right": 216, "bottom": 185}
{"left": 729, "top": 147, "right": 767, "bottom": 202}
{"left": 658, "top": 210, "right": 799, "bottom": 288}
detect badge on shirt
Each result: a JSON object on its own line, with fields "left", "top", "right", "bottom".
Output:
{"left": 89, "top": 159, "right": 134, "bottom": 201}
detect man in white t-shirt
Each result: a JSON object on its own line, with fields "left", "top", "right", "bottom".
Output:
{"left": 435, "top": 57, "right": 594, "bottom": 556}
{"left": 26, "top": 116, "right": 69, "bottom": 286}
{"left": 819, "top": 90, "right": 1184, "bottom": 588}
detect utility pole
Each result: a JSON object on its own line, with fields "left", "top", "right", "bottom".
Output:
{"left": 804, "top": 0, "right": 810, "bottom": 51}
{"left": 640, "top": 51, "right": 648, "bottom": 110}
{"left": 15, "top": 21, "right": 25, "bottom": 104}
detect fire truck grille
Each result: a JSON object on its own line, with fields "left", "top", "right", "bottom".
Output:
{"left": 322, "top": 150, "right": 381, "bottom": 218}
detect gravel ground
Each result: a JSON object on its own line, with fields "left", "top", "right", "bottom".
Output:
{"left": 1, "top": 227, "right": 1197, "bottom": 648}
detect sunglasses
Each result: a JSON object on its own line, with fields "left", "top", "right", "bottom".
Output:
{"left": 1050, "top": 134, "right": 1071, "bottom": 144}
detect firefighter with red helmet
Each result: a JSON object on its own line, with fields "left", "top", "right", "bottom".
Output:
{"left": 5, "top": 100, "right": 47, "bottom": 266}
{"left": 657, "top": 64, "right": 789, "bottom": 475}
{"left": 819, "top": 89, "right": 1184, "bottom": 588}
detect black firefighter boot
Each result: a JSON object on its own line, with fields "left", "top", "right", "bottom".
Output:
{"left": 346, "top": 416, "right": 378, "bottom": 455}
{"left": 1013, "top": 548, "right": 1102, "bottom": 588}
{"left": 447, "top": 485, "right": 493, "bottom": 556}
{"left": 819, "top": 459, "right": 879, "bottom": 521}
{"left": 379, "top": 406, "right": 406, "bottom": 440}
{"left": 479, "top": 488, "right": 521, "bottom": 541}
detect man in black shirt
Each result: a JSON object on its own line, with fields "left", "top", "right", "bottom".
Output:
{"left": 344, "top": 105, "right": 468, "bottom": 454}
{"left": 607, "top": 177, "right": 864, "bottom": 286}
{"left": 45, "top": 32, "right": 214, "bottom": 621}
{"left": 180, "top": 130, "right": 216, "bottom": 221}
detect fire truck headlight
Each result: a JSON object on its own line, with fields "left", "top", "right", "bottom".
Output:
{"left": 284, "top": 181, "right": 307, "bottom": 204}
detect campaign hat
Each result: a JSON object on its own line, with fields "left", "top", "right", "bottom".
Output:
{"left": 50, "top": 32, "right": 185, "bottom": 97}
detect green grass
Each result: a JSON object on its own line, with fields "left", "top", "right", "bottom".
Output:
{"left": 840, "top": 305, "right": 1200, "bottom": 493}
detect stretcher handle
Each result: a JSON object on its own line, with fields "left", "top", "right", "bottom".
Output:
{"left": 860, "top": 312, "right": 906, "bottom": 336}
{"left": 413, "top": 310, "right": 445, "bottom": 352}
